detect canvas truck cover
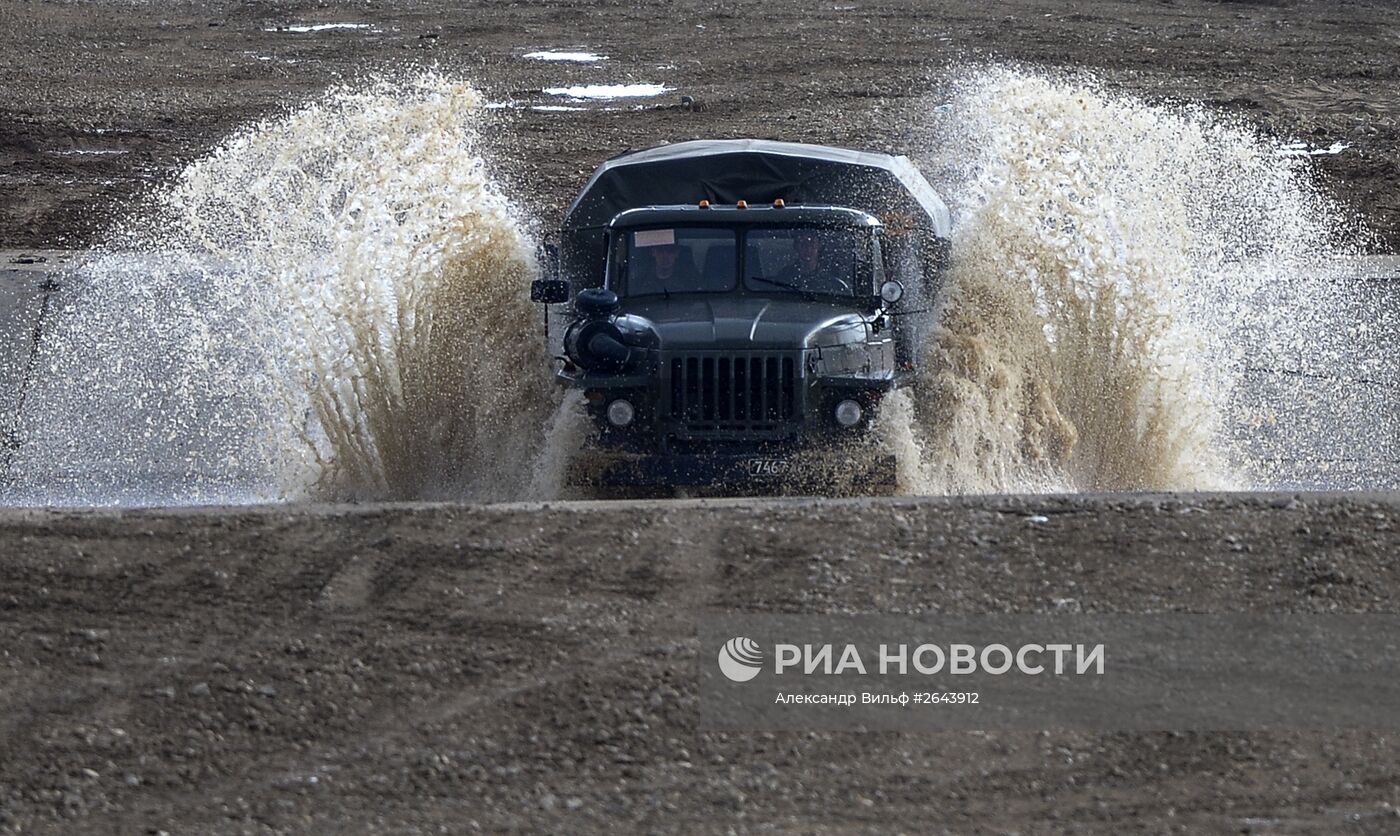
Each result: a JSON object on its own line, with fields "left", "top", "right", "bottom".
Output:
{"left": 558, "top": 139, "right": 952, "bottom": 289}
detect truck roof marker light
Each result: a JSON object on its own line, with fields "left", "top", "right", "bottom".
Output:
{"left": 699, "top": 199, "right": 710, "bottom": 208}
{"left": 773, "top": 199, "right": 785, "bottom": 208}
{"left": 736, "top": 200, "right": 748, "bottom": 209}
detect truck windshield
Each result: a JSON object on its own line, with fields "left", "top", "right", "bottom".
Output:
{"left": 620, "top": 225, "right": 867, "bottom": 298}
{"left": 744, "top": 227, "right": 864, "bottom": 298}
{"left": 625, "top": 228, "right": 737, "bottom": 296}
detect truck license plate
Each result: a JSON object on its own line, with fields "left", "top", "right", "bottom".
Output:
{"left": 747, "top": 458, "right": 790, "bottom": 476}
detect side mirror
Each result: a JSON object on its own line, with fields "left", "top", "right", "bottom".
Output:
{"left": 531, "top": 278, "right": 570, "bottom": 304}
{"left": 878, "top": 280, "right": 904, "bottom": 306}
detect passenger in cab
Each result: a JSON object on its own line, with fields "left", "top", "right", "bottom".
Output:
{"left": 771, "top": 230, "right": 853, "bottom": 295}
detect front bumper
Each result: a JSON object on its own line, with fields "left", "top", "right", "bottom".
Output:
{"left": 568, "top": 450, "right": 898, "bottom": 490}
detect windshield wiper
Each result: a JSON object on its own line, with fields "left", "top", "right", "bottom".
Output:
{"left": 749, "top": 275, "right": 802, "bottom": 292}
{"left": 749, "top": 275, "right": 854, "bottom": 299}
{"left": 748, "top": 276, "right": 819, "bottom": 298}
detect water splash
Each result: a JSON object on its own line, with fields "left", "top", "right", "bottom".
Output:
{"left": 3, "top": 65, "right": 1380, "bottom": 505}
{"left": 892, "top": 67, "right": 1358, "bottom": 494}
{"left": 5, "top": 72, "right": 557, "bottom": 504}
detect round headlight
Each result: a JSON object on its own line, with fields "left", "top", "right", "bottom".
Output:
{"left": 606, "top": 399, "right": 635, "bottom": 428}
{"left": 834, "top": 399, "right": 863, "bottom": 428}
{"left": 879, "top": 280, "right": 905, "bottom": 305}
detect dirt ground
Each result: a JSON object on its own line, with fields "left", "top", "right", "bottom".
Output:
{"left": 4, "top": 494, "right": 1400, "bottom": 834}
{"left": 1, "top": 0, "right": 1398, "bottom": 250}
{"left": 5, "top": 0, "right": 1400, "bottom": 832}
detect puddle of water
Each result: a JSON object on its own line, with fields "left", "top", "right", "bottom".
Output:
{"left": 483, "top": 102, "right": 603, "bottom": 113}
{"left": 543, "top": 83, "right": 672, "bottom": 100}
{"left": 524, "top": 50, "right": 606, "bottom": 63}
{"left": 484, "top": 101, "right": 627, "bottom": 113}
{"left": 47, "top": 149, "right": 127, "bottom": 157}
{"left": 1276, "top": 141, "right": 1351, "bottom": 157}
{"left": 265, "top": 23, "right": 373, "bottom": 33}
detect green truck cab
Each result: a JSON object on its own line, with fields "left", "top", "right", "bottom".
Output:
{"left": 532, "top": 140, "right": 951, "bottom": 493}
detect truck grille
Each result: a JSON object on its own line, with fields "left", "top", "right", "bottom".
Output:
{"left": 667, "top": 353, "right": 798, "bottom": 434}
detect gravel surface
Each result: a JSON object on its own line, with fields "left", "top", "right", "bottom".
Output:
{"left": 3, "top": 493, "right": 1400, "bottom": 833}
{"left": 1, "top": 0, "right": 1398, "bottom": 249}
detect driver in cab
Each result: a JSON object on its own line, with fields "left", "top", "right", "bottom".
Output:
{"left": 634, "top": 242, "right": 699, "bottom": 292}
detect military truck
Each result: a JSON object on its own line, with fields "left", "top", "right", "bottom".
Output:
{"left": 531, "top": 139, "right": 951, "bottom": 493}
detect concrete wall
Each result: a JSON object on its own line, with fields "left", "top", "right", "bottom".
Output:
{"left": 0, "top": 253, "right": 73, "bottom": 425}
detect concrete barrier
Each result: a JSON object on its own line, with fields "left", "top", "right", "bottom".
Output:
{"left": 0, "top": 252, "right": 75, "bottom": 430}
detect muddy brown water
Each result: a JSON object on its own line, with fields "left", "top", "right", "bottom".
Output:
{"left": 4, "top": 252, "right": 1397, "bottom": 501}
